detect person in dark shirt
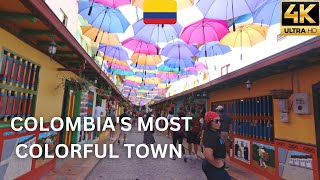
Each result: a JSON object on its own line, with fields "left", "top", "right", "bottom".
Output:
{"left": 117, "top": 108, "right": 131, "bottom": 144}
{"left": 202, "top": 111, "right": 231, "bottom": 180}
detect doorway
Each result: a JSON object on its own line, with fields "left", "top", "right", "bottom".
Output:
{"left": 312, "top": 82, "right": 320, "bottom": 176}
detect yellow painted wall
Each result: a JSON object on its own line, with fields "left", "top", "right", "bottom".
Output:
{"left": 0, "top": 28, "right": 79, "bottom": 120}
{"left": 207, "top": 64, "right": 320, "bottom": 145}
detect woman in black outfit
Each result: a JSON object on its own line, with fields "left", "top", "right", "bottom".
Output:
{"left": 171, "top": 111, "right": 186, "bottom": 160}
{"left": 202, "top": 111, "right": 231, "bottom": 180}
{"left": 143, "top": 112, "right": 155, "bottom": 145}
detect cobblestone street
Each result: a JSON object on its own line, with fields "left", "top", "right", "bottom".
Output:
{"left": 86, "top": 127, "right": 207, "bottom": 180}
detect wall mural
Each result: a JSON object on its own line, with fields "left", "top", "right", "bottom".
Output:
{"left": 35, "top": 131, "right": 57, "bottom": 168}
{"left": 252, "top": 142, "right": 275, "bottom": 175}
{"left": 0, "top": 134, "right": 36, "bottom": 180}
{"left": 234, "top": 138, "right": 250, "bottom": 164}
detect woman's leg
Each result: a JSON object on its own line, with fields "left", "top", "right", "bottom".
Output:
{"left": 177, "top": 133, "right": 185, "bottom": 155}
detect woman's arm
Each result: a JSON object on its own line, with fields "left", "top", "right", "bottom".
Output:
{"left": 203, "top": 148, "right": 224, "bottom": 168}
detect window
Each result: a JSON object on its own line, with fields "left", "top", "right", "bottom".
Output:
{"left": 0, "top": 50, "right": 41, "bottom": 122}
{"left": 59, "top": 9, "right": 68, "bottom": 27}
{"left": 221, "top": 64, "right": 230, "bottom": 76}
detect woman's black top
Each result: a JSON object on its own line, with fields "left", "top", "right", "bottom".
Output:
{"left": 203, "top": 129, "right": 226, "bottom": 159}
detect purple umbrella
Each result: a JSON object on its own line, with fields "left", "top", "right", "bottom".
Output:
{"left": 130, "top": 64, "right": 157, "bottom": 71}
{"left": 133, "top": 20, "right": 183, "bottom": 44}
{"left": 196, "top": 0, "right": 265, "bottom": 31}
{"left": 161, "top": 41, "right": 199, "bottom": 59}
{"left": 197, "top": 41, "right": 231, "bottom": 58}
{"left": 98, "top": 45, "right": 129, "bottom": 61}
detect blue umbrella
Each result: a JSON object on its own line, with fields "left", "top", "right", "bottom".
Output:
{"left": 164, "top": 58, "right": 195, "bottom": 71}
{"left": 253, "top": 0, "right": 280, "bottom": 26}
{"left": 158, "top": 64, "right": 183, "bottom": 73}
{"left": 132, "top": 20, "right": 182, "bottom": 44}
{"left": 78, "top": 1, "right": 130, "bottom": 33}
{"left": 134, "top": 71, "right": 157, "bottom": 78}
{"left": 197, "top": 42, "right": 231, "bottom": 58}
{"left": 98, "top": 45, "right": 129, "bottom": 60}
{"left": 228, "top": 13, "right": 253, "bottom": 27}
{"left": 161, "top": 41, "right": 199, "bottom": 59}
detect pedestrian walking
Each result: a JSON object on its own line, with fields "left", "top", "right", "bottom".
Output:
{"left": 202, "top": 111, "right": 231, "bottom": 180}
{"left": 143, "top": 112, "right": 155, "bottom": 145}
{"left": 185, "top": 108, "right": 201, "bottom": 162}
{"left": 118, "top": 108, "right": 131, "bottom": 144}
{"left": 171, "top": 111, "right": 186, "bottom": 160}
{"left": 216, "top": 105, "right": 232, "bottom": 169}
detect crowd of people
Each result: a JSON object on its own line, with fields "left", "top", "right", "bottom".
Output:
{"left": 97, "top": 102, "right": 232, "bottom": 180}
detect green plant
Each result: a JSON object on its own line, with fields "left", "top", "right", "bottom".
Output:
{"left": 56, "top": 77, "right": 91, "bottom": 91}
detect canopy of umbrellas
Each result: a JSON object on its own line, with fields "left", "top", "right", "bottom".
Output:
{"left": 78, "top": 0, "right": 280, "bottom": 106}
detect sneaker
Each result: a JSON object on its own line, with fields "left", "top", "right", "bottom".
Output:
{"left": 117, "top": 140, "right": 120, "bottom": 144}
{"left": 171, "top": 156, "right": 176, "bottom": 160}
{"left": 184, "top": 155, "right": 190, "bottom": 162}
{"left": 192, "top": 155, "right": 198, "bottom": 160}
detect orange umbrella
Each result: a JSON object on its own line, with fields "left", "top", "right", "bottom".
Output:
{"left": 81, "top": 26, "right": 120, "bottom": 45}
{"left": 131, "top": 53, "right": 162, "bottom": 66}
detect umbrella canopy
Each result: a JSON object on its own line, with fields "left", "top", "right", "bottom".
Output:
{"left": 81, "top": 26, "right": 120, "bottom": 45}
{"left": 122, "top": 37, "right": 160, "bottom": 55}
{"left": 161, "top": 41, "right": 199, "bottom": 58}
{"left": 253, "top": 0, "right": 280, "bottom": 26}
{"left": 158, "top": 64, "right": 182, "bottom": 73}
{"left": 132, "top": 0, "right": 194, "bottom": 10}
{"left": 220, "top": 24, "right": 268, "bottom": 47}
{"left": 78, "top": 1, "right": 130, "bottom": 33}
{"left": 133, "top": 20, "right": 182, "bottom": 44}
{"left": 180, "top": 18, "right": 229, "bottom": 45}
{"left": 131, "top": 53, "right": 162, "bottom": 65}
{"left": 157, "top": 72, "right": 179, "bottom": 79}
{"left": 196, "top": 0, "right": 265, "bottom": 31}
{"left": 130, "top": 64, "right": 157, "bottom": 71}
{"left": 104, "top": 56, "right": 127, "bottom": 66}
{"left": 197, "top": 41, "right": 231, "bottom": 58}
{"left": 103, "top": 61, "right": 134, "bottom": 76}
{"left": 99, "top": 45, "right": 129, "bottom": 60}
{"left": 164, "top": 58, "right": 195, "bottom": 71}
{"left": 89, "top": 0, "right": 131, "bottom": 8}
{"left": 195, "top": 62, "right": 208, "bottom": 71}
{"left": 220, "top": 24, "right": 268, "bottom": 59}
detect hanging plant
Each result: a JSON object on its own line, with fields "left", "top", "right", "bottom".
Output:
{"left": 56, "top": 76, "right": 91, "bottom": 92}
{"left": 97, "top": 86, "right": 112, "bottom": 98}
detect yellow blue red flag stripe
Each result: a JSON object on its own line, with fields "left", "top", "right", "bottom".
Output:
{"left": 143, "top": 0, "right": 177, "bottom": 24}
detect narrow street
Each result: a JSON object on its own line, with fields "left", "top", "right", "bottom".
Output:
{"left": 87, "top": 127, "right": 207, "bottom": 180}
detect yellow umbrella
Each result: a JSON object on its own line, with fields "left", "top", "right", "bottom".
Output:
{"left": 131, "top": 53, "right": 162, "bottom": 66}
{"left": 81, "top": 26, "right": 120, "bottom": 45}
{"left": 220, "top": 24, "right": 268, "bottom": 59}
{"left": 132, "top": 0, "right": 194, "bottom": 10}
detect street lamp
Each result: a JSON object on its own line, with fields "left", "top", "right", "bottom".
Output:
{"left": 48, "top": 40, "right": 57, "bottom": 57}
{"left": 245, "top": 80, "right": 252, "bottom": 91}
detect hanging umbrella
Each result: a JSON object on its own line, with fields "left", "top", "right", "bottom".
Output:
{"left": 180, "top": 18, "right": 229, "bottom": 45}
{"left": 78, "top": 1, "right": 130, "bottom": 33}
{"left": 98, "top": 45, "right": 129, "bottom": 60}
{"left": 132, "top": 0, "right": 194, "bottom": 10}
{"left": 122, "top": 37, "right": 160, "bottom": 55}
{"left": 220, "top": 24, "right": 268, "bottom": 60}
{"left": 133, "top": 20, "right": 182, "bottom": 44}
{"left": 81, "top": 26, "right": 120, "bottom": 45}
{"left": 161, "top": 41, "right": 199, "bottom": 58}
{"left": 131, "top": 53, "right": 162, "bottom": 66}
{"left": 253, "top": 0, "right": 280, "bottom": 26}
{"left": 196, "top": 0, "right": 265, "bottom": 31}
{"left": 197, "top": 41, "right": 231, "bottom": 58}
{"left": 181, "top": 67, "right": 198, "bottom": 76}
{"left": 227, "top": 13, "right": 253, "bottom": 27}
{"left": 164, "top": 58, "right": 195, "bottom": 71}
{"left": 89, "top": 0, "right": 131, "bottom": 8}
{"left": 134, "top": 71, "right": 157, "bottom": 78}
{"left": 157, "top": 72, "right": 179, "bottom": 79}
{"left": 158, "top": 64, "right": 181, "bottom": 73}
{"left": 194, "top": 62, "right": 208, "bottom": 71}
{"left": 103, "top": 61, "right": 134, "bottom": 76}
{"left": 130, "top": 64, "right": 157, "bottom": 71}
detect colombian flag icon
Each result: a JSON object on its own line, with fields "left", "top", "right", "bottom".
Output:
{"left": 143, "top": 0, "right": 177, "bottom": 24}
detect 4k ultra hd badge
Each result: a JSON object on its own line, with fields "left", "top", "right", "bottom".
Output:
{"left": 281, "top": 0, "right": 320, "bottom": 35}
{"left": 143, "top": 0, "right": 177, "bottom": 24}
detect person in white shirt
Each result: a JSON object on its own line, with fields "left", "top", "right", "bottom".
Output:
{"left": 94, "top": 101, "right": 103, "bottom": 119}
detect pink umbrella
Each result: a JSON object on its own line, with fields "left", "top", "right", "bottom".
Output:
{"left": 107, "top": 63, "right": 131, "bottom": 71}
{"left": 195, "top": 62, "right": 208, "bottom": 71}
{"left": 122, "top": 37, "right": 160, "bottom": 55}
{"left": 180, "top": 18, "right": 229, "bottom": 45}
{"left": 157, "top": 72, "right": 179, "bottom": 79}
{"left": 89, "top": 0, "right": 130, "bottom": 8}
